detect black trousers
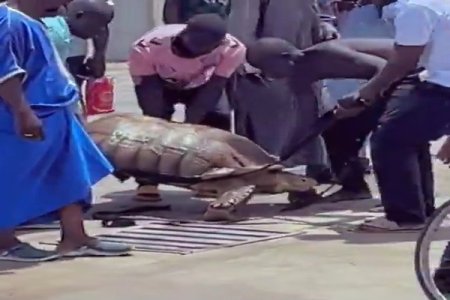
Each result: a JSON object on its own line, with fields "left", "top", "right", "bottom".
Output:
{"left": 135, "top": 84, "right": 230, "bottom": 131}
{"left": 66, "top": 55, "right": 87, "bottom": 88}
{"left": 322, "top": 101, "right": 385, "bottom": 192}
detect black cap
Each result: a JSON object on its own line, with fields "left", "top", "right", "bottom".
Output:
{"left": 66, "top": 0, "right": 114, "bottom": 23}
{"left": 185, "top": 13, "right": 227, "bottom": 39}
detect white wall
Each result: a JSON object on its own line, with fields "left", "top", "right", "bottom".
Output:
{"left": 107, "top": 0, "right": 164, "bottom": 62}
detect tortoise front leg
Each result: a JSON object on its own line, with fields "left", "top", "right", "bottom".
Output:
{"left": 203, "top": 185, "right": 256, "bottom": 222}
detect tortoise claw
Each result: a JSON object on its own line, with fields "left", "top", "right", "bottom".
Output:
{"left": 203, "top": 185, "right": 256, "bottom": 222}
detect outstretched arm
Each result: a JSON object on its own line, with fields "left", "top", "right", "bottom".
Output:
{"left": 338, "top": 38, "right": 395, "bottom": 60}
{"left": 298, "top": 39, "right": 387, "bottom": 84}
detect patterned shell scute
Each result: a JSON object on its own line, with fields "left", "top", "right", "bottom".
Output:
{"left": 108, "top": 120, "right": 213, "bottom": 177}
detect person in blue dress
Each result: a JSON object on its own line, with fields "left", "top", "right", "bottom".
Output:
{"left": 0, "top": 0, "right": 129, "bottom": 262}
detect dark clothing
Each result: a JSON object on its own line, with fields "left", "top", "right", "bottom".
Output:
{"left": 324, "top": 76, "right": 450, "bottom": 224}
{"left": 322, "top": 72, "right": 419, "bottom": 192}
{"left": 227, "top": 68, "right": 295, "bottom": 156}
{"left": 179, "top": 0, "right": 231, "bottom": 22}
{"left": 322, "top": 100, "right": 385, "bottom": 192}
{"left": 134, "top": 83, "right": 230, "bottom": 131}
{"left": 371, "top": 82, "right": 450, "bottom": 224}
{"left": 66, "top": 55, "right": 88, "bottom": 88}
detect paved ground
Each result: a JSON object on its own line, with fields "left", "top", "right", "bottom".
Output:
{"left": 0, "top": 64, "right": 448, "bottom": 300}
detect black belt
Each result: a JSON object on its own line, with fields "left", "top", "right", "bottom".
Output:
{"left": 418, "top": 81, "right": 450, "bottom": 96}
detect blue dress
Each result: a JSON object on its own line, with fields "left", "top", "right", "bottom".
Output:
{"left": 0, "top": 6, "right": 113, "bottom": 230}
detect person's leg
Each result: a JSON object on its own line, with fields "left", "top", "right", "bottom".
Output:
{"left": 204, "top": 91, "right": 231, "bottom": 131}
{"left": 417, "top": 144, "right": 436, "bottom": 217}
{"left": 133, "top": 85, "right": 175, "bottom": 200}
{"left": 57, "top": 204, "right": 90, "bottom": 252}
{"left": 0, "top": 230, "right": 19, "bottom": 250}
{"left": 0, "top": 229, "right": 58, "bottom": 262}
{"left": 369, "top": 86, "right": 450, "bottom": 227}
{"left": 66, "top": 56, "right": 86, "bottom": 85}
{"left": 66, "top": 55, "right": 87, "bottom": 118}
{"left": 285, "top": 84, "right": 332, "bottom": 205}
{"left": 57, "top": 203, "right": 130, "bottom": 256}
{"left": 282, "top": 84, "right": 328, "bottom": 169}
{"left": 227, "top": 71, "right": 295, "bottom": 156}
{"left": 184, "top": 85, "right": 228, "bottom": 130}
{"left": 321, "top": 101, "right": 385, "bottom": 200}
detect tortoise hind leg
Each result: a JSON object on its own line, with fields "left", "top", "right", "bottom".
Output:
{"left": 203, "top": 185, "right": 256, "bottom": 222}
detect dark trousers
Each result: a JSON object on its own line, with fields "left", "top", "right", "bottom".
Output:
{"left": 322, "top": 73, "right": 421, "bottom": 192}
{"left": 66, "top": 56, "right": 87, "bottom": 88}
{"left": 134, "top": 85, "right": 230, "bottom": 131}
{"left": 322, "top": 101, "right": 385, "bottom": 192}
{"left": 371, "top": 83, "right": 450, "bottom": 224}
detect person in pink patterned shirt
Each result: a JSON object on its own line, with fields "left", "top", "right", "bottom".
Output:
{"left": 128, "top": 13, "right": 246, "bottom": 200}
{"left": 129, "top": 13, "right": 245, "bottom": 128}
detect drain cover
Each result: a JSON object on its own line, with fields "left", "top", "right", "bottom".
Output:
{"left": 96, "top": 221, "right": 302, "bottom": 254}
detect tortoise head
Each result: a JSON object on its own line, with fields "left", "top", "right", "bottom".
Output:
{"left": 191, "top": 165, "right": 317, "bottom": 194}
{"left": 264, "top": 165, "right": 318, "bottom": 193}
{"left": 230, "top": 164, "right": 317, "bottom": 193}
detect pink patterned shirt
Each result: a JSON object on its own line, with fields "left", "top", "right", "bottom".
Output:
{"left": 128, "top": 24, "right": 246, "bottom": 89}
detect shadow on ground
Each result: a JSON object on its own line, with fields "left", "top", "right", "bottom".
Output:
{"left": 0, "top": 261, "right": 41, "bottom": 275}
{"left": 88, "top": 187, "right": 420, "bottom": 246}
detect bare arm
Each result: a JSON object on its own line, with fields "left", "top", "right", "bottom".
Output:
{"left": 163, "top": 0, "right": 181, "bottom": 24}
{"left": 0, "top": 76, "right": 30, "bottom": 114}
{"left": 87, "top": 26, "right": 109, "bottom": 78}
{"left": 296, "top": 41, "right": 387, "bottom": 84}
{"left": 338, "top": 38, "right": 395, "bottom": 60}
{"left": 185, "top": 75, "right": 227, "bottom": 124}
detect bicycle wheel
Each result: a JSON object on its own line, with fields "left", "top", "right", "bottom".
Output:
{"left": 415, "top": 199, "right": 450, "bottom": 300}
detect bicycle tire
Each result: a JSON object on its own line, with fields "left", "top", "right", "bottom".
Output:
{"left": 415, "top": 199, "right": 450, "bottom": 300}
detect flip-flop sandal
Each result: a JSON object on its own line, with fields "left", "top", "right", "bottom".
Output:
{"left": 0, "top": 243, "right": 59, "bottom": 263}
{"left": 92, "top": 205, "right": 171, "bottom": 228}
{"left": 282, "top": 191, "right": 325, "bottom": 211}
{"left": 369, "top": 205, "right": 385, "bottom": 213}
{"left": 63, "top": 240, "right": 132, "bottom": 258}
{"left": 355, "top": 217, "right": 424, "bottom": 233}
{"left": 323, "top": 190, "right": 374, "bottom": 203}
{"left": 101, "top": 219, "right": 136, "bottom": 228}
{"left": 92, "top": 205, "right": 172, "bottom": 220}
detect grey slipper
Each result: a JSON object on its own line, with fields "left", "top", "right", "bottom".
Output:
{"left": 0, "top": 243, "right": 59, "bottom": 263}
{"left": 64, "top": 240, "right": 132, "bottom": 258}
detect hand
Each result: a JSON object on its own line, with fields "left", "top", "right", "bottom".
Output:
{"left": 319, "top": 22, "right": 340, "bottom": 41}
{"left": 332, "top": 0, "right": 358, "bottom": 12}
{"left": 84, "top": 56, "right": 106, "bottom": 79}
{"left": 13, "top": 108, "right": 44, "bottom": 141}
{"left": 437, "top": 137, "right": 450, "bottom": 164}
{"left": 358, "top": 84, "right": 382, "bottom": 104}
{"left": 333, "top": 93, "right": 366, "bottom": 119}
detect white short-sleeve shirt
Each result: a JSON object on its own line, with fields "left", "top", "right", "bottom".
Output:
{"left": 390, "top": 0, "right": 450, "bottom": 87}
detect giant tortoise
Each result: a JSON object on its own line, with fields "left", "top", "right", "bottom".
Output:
{"left": 86, "top": 113, "right": 317, "bottom": 221}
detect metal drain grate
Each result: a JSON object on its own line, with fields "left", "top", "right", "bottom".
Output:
{"left": 96, "top": 221, "right": 303, "bottom": 255}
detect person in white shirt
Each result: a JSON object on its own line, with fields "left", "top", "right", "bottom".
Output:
{"left": 336, "top": 0, "right": 450, "bottom": 231}
{"left": 316, "top": 0, "right": 396, "bottom": 203}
